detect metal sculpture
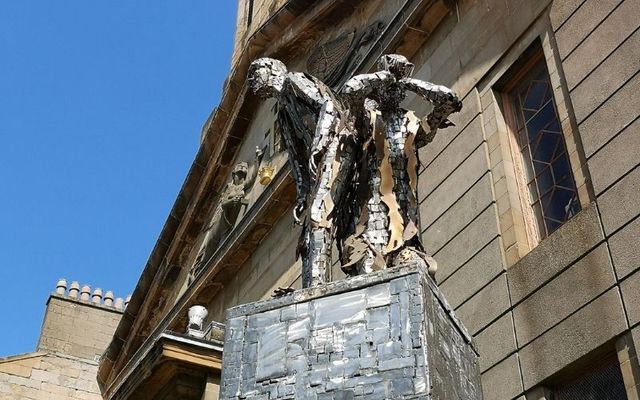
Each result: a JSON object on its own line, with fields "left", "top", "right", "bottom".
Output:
{"left": 340, "top": 54, "right": 462, "bottom": 277}
{"left": 248, "top": 54, "right": 461, "bottom": 288}
{"left": 248, "top": 58, "right": 357, "bottom": 288}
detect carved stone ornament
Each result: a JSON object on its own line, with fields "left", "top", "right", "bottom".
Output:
{"left": 306, "top": 21, "right": 386, "bottom": 88}
{"left": 248, "top": 54, "right": 461, "bottom": 289}
{"left": 189, "top": 147, "right": 265, "bottom": 284}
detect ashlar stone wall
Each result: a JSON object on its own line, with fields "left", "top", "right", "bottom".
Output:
{"left": 0, "top": 352, "right": 101, "bottom": 400}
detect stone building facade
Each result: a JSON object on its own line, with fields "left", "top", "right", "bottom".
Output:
{"left": 97, "top": 0, "right": 640, "bottom": 399}
{"left": 0, "top": 280, "right": 125, "bottom": 399}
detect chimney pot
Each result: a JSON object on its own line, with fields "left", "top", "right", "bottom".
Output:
{"left": 124, "top": 295, "right": 131, "bottom": 308}
{"left": 55, "top": 279, "right": 67, "bottom": 295}
{"left": 114, "top": 298, "right": 124, "bottom": 310}
{"left": 104, "top": 291, "right": 114, "bottom": 306}
{"left": 92, "top": 288, "right": 103, "bottom": 304}
{"left": 68, "top": 281, "right": 80, "bottom": 299}
{"left": 80, "top": 285, "right": 91, "bottom": 301}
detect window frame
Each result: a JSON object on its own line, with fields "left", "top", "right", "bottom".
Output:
{"left": 477, "top": 19, "right": 593, "bottom": 266}
{"left": 499, "top": 48, "right": 581, "bottom": 246}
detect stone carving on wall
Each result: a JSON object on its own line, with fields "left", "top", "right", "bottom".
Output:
{"left": 248, "top": 54, "right": 461, "bottom": 289}
{"left": 189, "top": 147, "right": 265, "bottom": 283}
{"left": 307, "top": 21, "right": 386, "bottom": 88}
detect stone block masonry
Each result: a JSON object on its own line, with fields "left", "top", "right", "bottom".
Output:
{"left": 219, "top": 263, "right": 483, "bottom": 399}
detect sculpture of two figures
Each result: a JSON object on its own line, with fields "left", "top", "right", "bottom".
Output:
{"left": 249, "top": 54, "right": 462, "bottom": 289}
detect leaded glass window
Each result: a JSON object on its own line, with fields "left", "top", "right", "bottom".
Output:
{"left": 506, "top": 57, "right": 580, "bottom": 240}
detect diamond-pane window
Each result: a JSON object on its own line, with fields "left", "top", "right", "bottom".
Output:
{"left": 506, "top": 57, "right": 580, "bottom": 240}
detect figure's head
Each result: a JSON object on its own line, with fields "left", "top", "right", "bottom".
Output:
{"left": 378, "top": 54, "right": 414, "bottom": 79}
{"left": 248, "top": 58, "right": 287, "bottom": 98}
{"left": 232, "top": 162, "right": 248, "bottom": 183}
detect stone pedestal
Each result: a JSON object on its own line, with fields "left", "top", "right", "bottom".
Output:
{"left": 219, "top": 263, "right": 483, "bottom": 399}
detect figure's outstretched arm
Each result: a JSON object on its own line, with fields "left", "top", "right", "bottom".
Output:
{"left": 402, "top": 77, "right": 462, "bottom": 134}
{"left": 340, "top": 71, "right": 395, "bottom": 105}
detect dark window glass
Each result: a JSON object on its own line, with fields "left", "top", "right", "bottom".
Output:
{"left": 555, "top": 359, "right": 628, "bottom": 400}
{"left": 507, "top": 58, "right": 580, "bottom": 239}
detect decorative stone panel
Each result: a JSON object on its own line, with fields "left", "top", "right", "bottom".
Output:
{"left": 219, "top": 263, "right": 482, "bottom": 399}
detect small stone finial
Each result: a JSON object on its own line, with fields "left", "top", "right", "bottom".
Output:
{"left": 92, "top": 288, "right": 103, "bottom": 304}
{"left": 124, "top": 295, "right": 131, "bottom": 308}
{"left": 104, "top": 291, "right": 114, "bottom": 306}
{"left": 68, "top": 281, "right": 80, "bottom": 298}
{"left": 80, "top": 285, "right": 91, "bottom": 301}
{"left": 55, "top": 279, "right": 67, "bottom": 295}
{"left": 114, "top": 298, "right": 124, "bottom": 310}
{"left": 187, "top": 305, "right": 209, "bottom": 339}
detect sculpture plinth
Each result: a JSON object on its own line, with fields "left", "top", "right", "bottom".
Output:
{"left": 219, "top": 262, "right": 483, "bottom": 399}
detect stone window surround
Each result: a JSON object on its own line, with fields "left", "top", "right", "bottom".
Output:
{"left": 477, "top": 12, "right": 593, "bottom": 267}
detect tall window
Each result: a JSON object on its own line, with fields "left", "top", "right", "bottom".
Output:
{"left": 502, "top": 49, "right": 580, "bottom": 242}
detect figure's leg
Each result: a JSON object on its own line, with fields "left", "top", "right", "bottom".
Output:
{"left": 304, "top": 136, "right": 341, "bottom": 287}
{"left": 359, "top": 146, "right": 389, "bottom": 272}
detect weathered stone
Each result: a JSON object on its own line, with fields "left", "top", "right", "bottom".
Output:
{"left": 433, "top": 205, "right": 500, "bottom": 281}
{"left": 549, "top": 0, "right": 589, "bottom": 29}
{"left": 457, "top": 274, "right": 511, "bottom": 335}
{"left": 438, "top": 238, "right": 504, "bottom": 309}
{"left": 423, "top": 172, "right": 494, "bottom": 253}
{"left": 579, "top": 67, "right": 640, "bottom": 158}
{"left": 563, "top": 0, "right": 640, "bottom": 90}
{"left": 518, "top": 288, "right": 627, "bottom": 389}
{"left": 415, "top": 88, "right": 482, "bottom": 167}
{"left": 475, "top": 312, "right": 517, "bottom": 373}
{"left": 419, "top": 144, "right": 490, "bottom": 227}
{"left": 621, "top": 269, "right": 640, "bottom": 327}
{"left": 572, "top": 29, "right": 640, "bottom": 124}
{"left": 599, "top": 166, "right": 640, "bottom": 235}
{"left": 609, "top": 216, "right": 640, "bottom": 279}
{"left": 508, "top": 205, "right": 603, "bottom": 303}
{"left": 513, "top": 244, "right": 615, "bottom": 345}
{"left": 554, "top": 0, "right": 623, "bottom": 60}
{"left": 589, "top": 118, "right": 640, "bottom": 195}
{"left": 480, "top": 354, "right": 523, "bottom": 400}
{"left": 420, "top": 115, "right": 484, "bottom": 196}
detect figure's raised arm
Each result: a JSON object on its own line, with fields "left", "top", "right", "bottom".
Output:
{"left": 402, "top": 77, "right": 462, "bottom": 135}
{"left": 401, "top": 78, "right": 461, "bottom": 108}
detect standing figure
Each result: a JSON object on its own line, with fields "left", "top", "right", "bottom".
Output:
{"left": 190, "top": 148, "right": 264, "bottom": 283}
{"left": 248, "top": 58, "right": 358, "bottom": 288}
{"left": 340, "top": 54, "right": 462, "bottom": 276}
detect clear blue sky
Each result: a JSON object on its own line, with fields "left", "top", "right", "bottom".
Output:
{"left": 0, "top": 1, "right": 238, "bottom": 356}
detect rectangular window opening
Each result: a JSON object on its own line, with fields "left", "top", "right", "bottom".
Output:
{"left": 496, "top": 40, "right": 581, "bottom": 245}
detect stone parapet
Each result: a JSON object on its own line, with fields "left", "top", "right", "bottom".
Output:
{"left": 219, "top": 263, "right": 483, "bottom": 399}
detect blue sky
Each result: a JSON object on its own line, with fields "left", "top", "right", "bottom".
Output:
{"left": 0, "top": 1, "right": 238, "bottom": 356}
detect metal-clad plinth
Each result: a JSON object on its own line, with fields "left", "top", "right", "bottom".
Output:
{"left": 220, "top": 263, "right": 483, "bottom": 399}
